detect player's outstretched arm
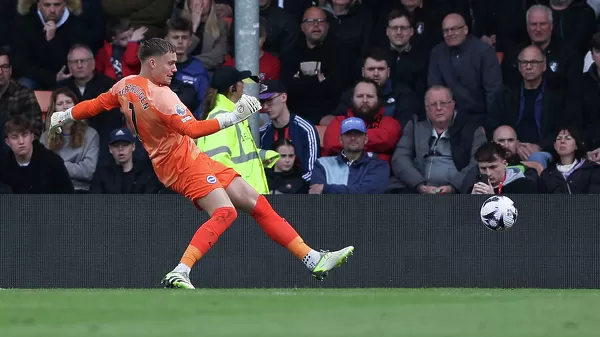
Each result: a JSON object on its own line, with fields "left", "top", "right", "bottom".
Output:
{"left": 49, "top": 90, "right": 120, "bottom": 133}
{"left": 161, "top": 94, "right": 262, "bottom": 139}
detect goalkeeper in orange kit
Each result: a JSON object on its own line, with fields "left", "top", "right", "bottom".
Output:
{"left": 49, "top": 38, "right": 354, "bottom": 289}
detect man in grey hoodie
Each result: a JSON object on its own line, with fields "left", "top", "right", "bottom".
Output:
{"left": 468, "top": 141, "right": 537, "bottom": 194}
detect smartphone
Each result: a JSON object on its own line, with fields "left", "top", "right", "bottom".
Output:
{"left": 476, "top": 173, "right": 489, "bottom": 184}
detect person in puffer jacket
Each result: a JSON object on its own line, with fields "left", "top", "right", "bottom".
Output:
{"left": 539, "top": 126, "right": 600, "bottom": 194}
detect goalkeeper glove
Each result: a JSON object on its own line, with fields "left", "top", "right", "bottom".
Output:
{"left": 216, "top": 94, "right": 262, "bottom": 129}
{"left": 49, "top": 108, "right": 75, "bottom": 134}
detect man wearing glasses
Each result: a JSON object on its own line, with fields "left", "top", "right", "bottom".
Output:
{"left": 280, "top": 6, "right": 352, "bottom": 125}
{"left": 428, "top": 13, "right": 502, "bottom": 125}
{"left": 57, "top": 44, "right": 123, "bottom": 166}
{"left": 488, "top": 44, "right": 581, "bottom": 169}
{"left": 501, "top": 5, "right": 582, "bottom": 95}
{"left": 259, "top": 80, "right": 319, "bottom": 183}
{"left": 383, "top": 9, "right": 429, "bottom": 100}
{"left": 388, "top": 85, "right": 486, "bottom": 194}
{"left": 0, "top": 49, "right": 43, "bottom": 136}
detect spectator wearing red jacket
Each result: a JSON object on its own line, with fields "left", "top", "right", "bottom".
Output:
{"left": 323, "top": 79, "right": 402, "bottom": 163}
{"left": 95, "top": 18, "right": 145, "bottom": 80}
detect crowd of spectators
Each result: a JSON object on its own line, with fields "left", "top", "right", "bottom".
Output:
{"left": 2, "top": 0, "right": 600, "bottom": 196}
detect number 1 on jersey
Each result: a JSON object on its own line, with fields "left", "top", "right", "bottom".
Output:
{"left": 128, "top": 101, "right": 141, "bottom": 140}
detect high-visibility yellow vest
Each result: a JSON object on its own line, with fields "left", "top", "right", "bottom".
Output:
{"left": 196, "top": 94, "right": 279, "bottom": 194}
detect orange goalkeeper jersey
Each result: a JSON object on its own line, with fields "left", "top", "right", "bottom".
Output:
{"left": 70, "top": 75, "right": 222, "bottom": 187}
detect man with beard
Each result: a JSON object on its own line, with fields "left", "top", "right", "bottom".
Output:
{"left": 322, "top": 79, "right": 402, "bottom": 163}
{"left": 11, "top": 0, "right": 91, "bottom": 89}
{"left": 326, "top": 47, "right": 421, "bottom": 127}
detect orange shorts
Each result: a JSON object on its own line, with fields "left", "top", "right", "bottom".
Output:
{"left": 169, "top": 153, "right": 239, "bottom": 209}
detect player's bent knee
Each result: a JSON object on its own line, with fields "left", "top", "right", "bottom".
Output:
{"left": 212, "top": 206, "right": 238, "bottom": 225}
{"left": 226, "top": 177, "right": 260, "bottom": 212}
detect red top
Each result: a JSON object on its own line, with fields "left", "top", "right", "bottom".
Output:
{"left": 323, "top": 108, "right": 402, "bottom": 163}
{"left": 95, "top": 41, "right": 141, "bottom": 80}
{"left": 224, "top": 51, "right": 280, "bottom": 81}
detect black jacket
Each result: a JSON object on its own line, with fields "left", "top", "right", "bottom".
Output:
{"left": 580, "top": 65, "right": 600, "bottom": 150}
{"left": 501, "top": 37, "right": 583, "bottom": 95}
{"left": 11, "top": 6, "right": 91, "bottom": 89}
{"left": 322, "top": 3, "right": 372, "bottom": 65}
{"left": 495, "top": 177, "right": 537, "bottom": 194}
{"left": 170, "top": 77, "right": 200, "bottom": 117}
{"left": 90, "top": 160, "right": 163, "bottom": 194}
{"left": 0, "top": 0, "right": 17, "bottom": 48}
{"left": 384, "top": 43, "right": 430, "bottom": 99}
{"left": 56, "top": 73, "right": 122, "bottom": 136}
{"left": 428, "top": 35, "right": 503, "bottom": 118}
{"left": 0, "top": 181, "right": 11, "bottom": 194}
{"left": 0, "top": 141, "right": 74, "bottom": 194}
{"left": 447, "top": 111, "right": 483, "bottom": 171}
{"left": 487, "top": 82, "right": 581, "bottom": 151}
{"left": 551, "top": 0, "right": 597, "bottom": 59}
{"left": 259, "top": 2, "right": 301, "bottom": 59}
{"left": 540, "top": 160, "right": 600, "bottom": 194}
{"left": 468, "top": 0, "right": 547, "bottom": 52}
{"left": 281, "top": 37, "right": 353, "bottom": 125}
{"left": 373, "top": 0, "right": 472, "bottom": 51}
{"left": 277, "top": 0, "right": 315, "bottom": 22}
{"left": 461, "top": 163, "right": 539, "bottom": 194}
{"left": 265, "top": 168, "right": 308, "bottom": 194}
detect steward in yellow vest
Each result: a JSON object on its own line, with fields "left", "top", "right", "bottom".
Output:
{"left": 196, "top": 67, "right": 278, "bottom": 194}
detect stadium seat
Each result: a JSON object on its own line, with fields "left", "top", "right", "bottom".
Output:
{"left": 34, "top": 90, "right": 52, "bottom": 122}
{"left": 496, "top": 52, "right": 504, "bottom": 64}
{"left": 522, "top": 161, "right": 544, "bottom": 176}
{"left": 316, "top": 125, "right": 326, "bottom": 148}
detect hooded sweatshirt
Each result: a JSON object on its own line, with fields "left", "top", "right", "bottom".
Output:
{"left": 493, "top": 167, "right": 537, "bottom": 194}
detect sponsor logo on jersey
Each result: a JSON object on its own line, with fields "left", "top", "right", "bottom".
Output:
{"left": 175, "top": 104, "right": 187, "bottom": 116}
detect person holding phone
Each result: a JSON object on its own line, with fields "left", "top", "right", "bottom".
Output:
{"left": 469, "top": 141, "right": 537, "bottom": 194}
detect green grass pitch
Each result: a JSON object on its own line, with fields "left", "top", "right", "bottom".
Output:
{"left": 1, "top": 288, "right": 599, "bottom": 337}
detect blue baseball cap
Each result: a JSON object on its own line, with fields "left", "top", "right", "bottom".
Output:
{"left": 109, "top": 128, "right": 135, "bottom": 144}
{"left": 340, "top": 117, "right": 367, "bottom": 135}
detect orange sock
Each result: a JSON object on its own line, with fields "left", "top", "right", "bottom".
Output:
{"left": 250, "top": 195, "right": 312, "bottom": 260}
{"left": 180, "top": 207, "right": 237, "bottom": 268}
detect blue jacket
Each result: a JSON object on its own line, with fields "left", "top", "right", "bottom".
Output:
{"left": 260, "top": 113, "right": 320, "bottom": 182}
{"left": 311, "top": 152, "right": 389, "bottom": 194}
{"left": 175, "top": 58, "right": 210, "bottom": 119}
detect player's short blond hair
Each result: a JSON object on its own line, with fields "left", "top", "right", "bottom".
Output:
{"left": 138, "top": 38, "right": 176, "bottom": 63}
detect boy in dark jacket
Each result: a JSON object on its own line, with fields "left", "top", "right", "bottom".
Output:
{"left": 90, "top": 128, "right": 163, "bottom": 194}
{"left": 0, "top": 115, "right": 73, "bottom": 193}
{"left": 467, "top": 141, "right": 537, "bottom": 194}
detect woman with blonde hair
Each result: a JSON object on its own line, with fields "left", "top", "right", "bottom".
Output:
{"left": 40, "top": 87, "right": 100, "bottom": 193}
{"left": 179, "top": 0, "right": 228, "bottom": 70}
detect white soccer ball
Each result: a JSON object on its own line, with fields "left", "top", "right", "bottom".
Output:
{"left": 480, "top": 196, "right": 518, "bottom": 231}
